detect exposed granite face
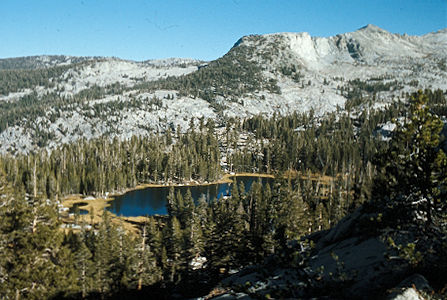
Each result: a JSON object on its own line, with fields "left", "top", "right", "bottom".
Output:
{"left": 2, "top": 26, "right": 446, "bottom": 155}
{"left": 201, "top": 204, "right": 446, "bottom": 300}
{"left": 386, "top": 274, "right": 433, "bottom": 300}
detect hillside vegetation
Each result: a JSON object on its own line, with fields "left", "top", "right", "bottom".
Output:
{"left": 1, "top": 25, "right": 446, "bottom": 154}
{"left": 0, "top": 90, "right": 446, "bottom": 299}
{"left": 0, "top": 25, "right": 446, "bottom": 299}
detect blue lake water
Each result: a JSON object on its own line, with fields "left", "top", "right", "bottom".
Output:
{"left": 107, "top": 176, "right": 273, "bottom": 217}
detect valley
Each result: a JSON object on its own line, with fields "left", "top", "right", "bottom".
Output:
{"left": 0, "top": 25, "right": 446, "bottom": 299}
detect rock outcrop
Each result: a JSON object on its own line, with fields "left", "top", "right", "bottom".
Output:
{"left": 203, "top": 205, "right": 446, "bottom": 299}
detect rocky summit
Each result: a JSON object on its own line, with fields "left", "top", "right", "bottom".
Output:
{"left": 1, "top": 21, "right": 446, "bottom": 300}
{"left": 0, "top": 25, "right": 446, "bottom": 154}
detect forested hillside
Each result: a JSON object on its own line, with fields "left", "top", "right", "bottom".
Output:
{"left": 1, "top": 26, "right": 446, "bottom": 155}
{"left": 0, "top": 90, "right": 446, "bottom": 299}
{"left": 0, "top": 24, "right": 446, "bottom": 299}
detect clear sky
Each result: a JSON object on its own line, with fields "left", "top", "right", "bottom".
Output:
{"left": 0, "top": 0, "right": 445, "bottom": 61}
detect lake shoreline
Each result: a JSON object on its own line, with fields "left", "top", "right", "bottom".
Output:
{"left": 61, "top": 172, "right": 275, "bottom": 232}
{"left": 109, "top": 172, "right": 275, "bottom": 196}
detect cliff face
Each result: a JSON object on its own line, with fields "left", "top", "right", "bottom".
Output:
{"left": 234, "top": 24, "right": 446, "bottom": 74}
{"left": 1, "top": 26, "right": 446, "bottom": 155}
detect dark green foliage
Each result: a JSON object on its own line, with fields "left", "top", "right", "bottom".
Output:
{"left": 134, "top": 43, "right": 280, "bottom": 106}
{"left": 0, "top": 164, "right": 77, "bottom": 299}
{"left": 373, "top": 90, "right": 447, "bottom": 227}
{"left": 0, "top": 65, "right": 70, "bottom": 95}
{"left": 233, "top": 104, "right": 395, "bottom": 178}
{"left": 0, "top": 55, "right": 92, "bottom": 70}
{"left": 0, "top": 82, "right": 126, "bottom": 133}
{"left": 280, "top": 64, "right": 302, "bottom": 82}
{"left": 348, "top": 78, "right": 402, "bottom": 96}
{"left": 0, "top": 89, "right": 446, "bottom": 298}
{"left": 0, "top": 126, "right": 221, "bottom": 198}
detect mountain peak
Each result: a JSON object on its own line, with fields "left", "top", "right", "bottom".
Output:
{"left": 358, "top": 24, "right": 388, "bottom": 33}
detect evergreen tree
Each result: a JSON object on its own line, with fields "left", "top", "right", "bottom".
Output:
{"left": 373, "top": 90, "right": 447, "bottom": 227}
{"left": 134, "top": 222, "right": 158, "bottom": 290}
{"left": 181, "top": 189, "right": 194, "bottom": 227}
{"left": 0, "top": 164, "right": 76, "bottom": 299}
{"left": 166, "top": 187, "right": 176, "bottom": 217}
{"left": 91, "top": 211, "right": 128, "bottom": 294}
{"left": 206, "top": 195, "right": 246, "bottom": 273}
{"left": 145, "top": 218, "right": 163, "bottom": 279}
{"left": 65, "top": 228, "right": 94, "bottom": 298}
{"left": 165, "top": 216, "right": 185, "bottom": 283}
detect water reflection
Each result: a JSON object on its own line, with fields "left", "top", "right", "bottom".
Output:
{"left": 107, "top": 176, "right": 272, "bottom": 217}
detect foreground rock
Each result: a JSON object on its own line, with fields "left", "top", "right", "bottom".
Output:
{"left": 201, "top": 206, "right": 446, "bottom": 299}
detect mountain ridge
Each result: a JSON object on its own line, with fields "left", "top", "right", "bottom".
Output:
{"left": 0, "top": 25, "right": 446, "bottom": 154}
{"left": 2, "top": 24, "right": 444, "bottom": 67}
{"left": 0, "top": 55, "right": 205, "bottom": 70}
{"left": 232, "top": 24, "right": 446, "bottom": 68}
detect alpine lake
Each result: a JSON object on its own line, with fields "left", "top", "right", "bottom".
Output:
{"left": 107, "top": 176, "right": 273, "bottom": 217}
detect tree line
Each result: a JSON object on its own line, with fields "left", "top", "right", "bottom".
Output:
{"left": 0, "top": 119, "right": 221, "bottom": 199}
{"left": 0, "top": 90, "right": 445, "bottom": 298}
{"left": 0, "top": 166, "right": 359, "bottom": 299}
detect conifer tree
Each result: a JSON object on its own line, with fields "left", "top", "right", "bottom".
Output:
{"left": 165, "top": 216, "right": 185, "bottom": 283}
{"left": 373, "top": 90, "right": 447, "bottom": 227}
{"left": 134, "top": 222, "right": 158, "bottom": 290}
{"left": 92, "top": 210, "right": 123, "bottom": 294}
{"left": 0, "top": 164, "right": 76, "bottom": 299}
{"left": 181, "top": 189, "right": 194, "bottom": 227}
{"left": 65, "top": 228, "right": 94, "bottom": 298}
{"left": 166, "top": 187, "right": 176, "bottom": 217}
{"left": 145, "top": 217, "right": 163, "bottom": 278}
{"left": 184, "top": 211, "right": 205, "bottom": 273}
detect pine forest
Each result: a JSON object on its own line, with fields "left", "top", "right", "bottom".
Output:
{"left": 0, "top": 87, "right": 446, "bottom": 298}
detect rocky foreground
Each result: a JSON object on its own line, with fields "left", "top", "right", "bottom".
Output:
{"left": 203, "top": 204, "right": 446, "bottom": 299}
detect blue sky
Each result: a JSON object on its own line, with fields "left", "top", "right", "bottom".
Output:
{"left": 0, "top": 0, "right": 445, "bottom": 61}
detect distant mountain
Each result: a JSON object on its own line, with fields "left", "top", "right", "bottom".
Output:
{"left": 254, "top": 24, "right": 447, "bottom": 68}
{"left": 142, "top": 57, "right": 206, "bottom": 68}
{"left": 0, "top": 55, "right": 97, "bottom": 70}
{"left": 0, "top": 55, "right": 205, "bottom": 70}
{"left": 0, "top": 25, "right": 446, "bottom": 154}
{"left": 145, "top": 24, "right": 446, "bottom": 117}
